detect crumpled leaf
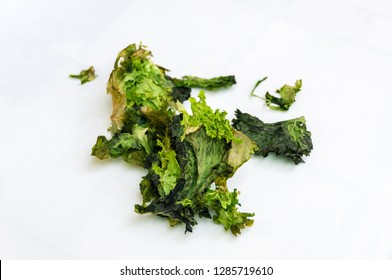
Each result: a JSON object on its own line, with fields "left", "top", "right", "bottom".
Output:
{"left": 152, "top": 136, "right": 181, "bottom": 196}
{"left": 202, "top": 188, "right": 254, "bottom": 236}
{"left": 69, "top": 66, "right": 96, "bottom": 84}
{"left": 227, "top": 130, "right": 258, "bottom": 173}
{"left": 265, "top": 79, "right": 302, "bottom": 111}
{"left": 91, "top": 123, "right": 152, "bottom": 167}
{"left": 106, "top": 44, "right": 172, "bottom": 132}
{"left": 181, "top": 91, "right": 239, "bottom": 143}
{"left": 250, "top": 77, "right": 302, "bottom": 111}
{"left": 232, "top": 109, "right": 313, "bottom": 164}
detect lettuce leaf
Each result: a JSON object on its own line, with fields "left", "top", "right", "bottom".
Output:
{"left": 232, "top": 109, "right": 313, "bottom": 164}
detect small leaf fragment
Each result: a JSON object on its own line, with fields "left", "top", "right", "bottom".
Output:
{"left": 265, "top": 79, "right": 302, "bottom": 111}
{"left": 69, "top": 66, "right": 96, "bottom": 84}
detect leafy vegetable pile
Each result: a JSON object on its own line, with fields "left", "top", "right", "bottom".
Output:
{"left": 91, "top": 43, "right": 313, "bottom": 235}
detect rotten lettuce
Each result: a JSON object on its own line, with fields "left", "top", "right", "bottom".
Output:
{"left": 92, "top": 43, "right": 255, "bottom": 235}
{"left": 91, "top": 43, "right": 313, "bottom": 235}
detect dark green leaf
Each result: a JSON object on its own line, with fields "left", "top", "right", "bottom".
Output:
{"left": 232, "top": 109, "right": 313, "bottom": 164}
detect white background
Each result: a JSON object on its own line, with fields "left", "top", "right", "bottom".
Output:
{"left": 0, "top": 0, "right": 391, "bottom": 259}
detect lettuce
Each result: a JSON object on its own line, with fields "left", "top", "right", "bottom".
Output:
{"left": 91, "top": 43, "right": 313, "bottom": 235}
{"left": 92, "top": 43, "right": 255, "bottom": 235}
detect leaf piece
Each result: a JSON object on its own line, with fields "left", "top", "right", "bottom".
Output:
{"left": 173, "top": 75, "right": 236, "bottom": 90}
{"left": 107, "top": 44, "right": 173, "bottom": 132}
{"left": 265, "top": 79, "right": 302, "bottom": 111}
{"left": 91, "top": 124, "right": 152, "bottom": 167}
{"left": 171, "top": 86, "right": 191, "bottom": 103}
{"left": 232, "top": 109, "right": 313, "bottom": 164}
{"left": 152, "top": 136, "right": 181, "bottom": 196}
{"left": 181, "top": 91, "right": 239, "bottom": 143}
{"left": 69, "top": 66, "right": 96, "bottom": 84}
{"left": 202, "top": 188, "right": 254, "bottom": 235}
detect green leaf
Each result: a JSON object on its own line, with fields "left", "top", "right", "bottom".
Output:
{"left": 152, "top": 137, "right": 181, "bottom": 197}
{"left": 203, "top": 188, "right": 254, "bottom": 236}
{"left": 227, "top": 130, "right": 258, "bottom": 173}
{"left": 91, "top": 123, "right": 152, "bottom": 165}
{"left": 131, "top": 124, "right": 151, "bottom": 154}
{"left": 109, "top": 133, "right": 139, "bottom": 157}
{"left": 182, "top": 127, "right": 228, "bottom": 197}
{"left": 173, "top": 75, "right": 236, "bottom": 90}
{"left": 182, "top": 91, "right": 239, "bottom": 143}
{"left": 232, "top": 109, "right": 313, "bottom": 164}
{"left": 265, "top": 79, "right": 302, "bottom": 111}
{"left": 91, "top": 136, "right": 111, "bottom": 160}
{"left": 69, "top": 66, "right": 96, "bottom": 84}
{"left": 139, "top": 173, "right": 160, "bottom": 206}
{"left": 106, "top": 43, "right": 174, "bottom": 132}
{"left": 171, "top": 86, "right": 192, "bottom": 103}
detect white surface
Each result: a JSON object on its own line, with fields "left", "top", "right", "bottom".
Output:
{"left": 1, "top": 0, "right": 392, "bottom": 259}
